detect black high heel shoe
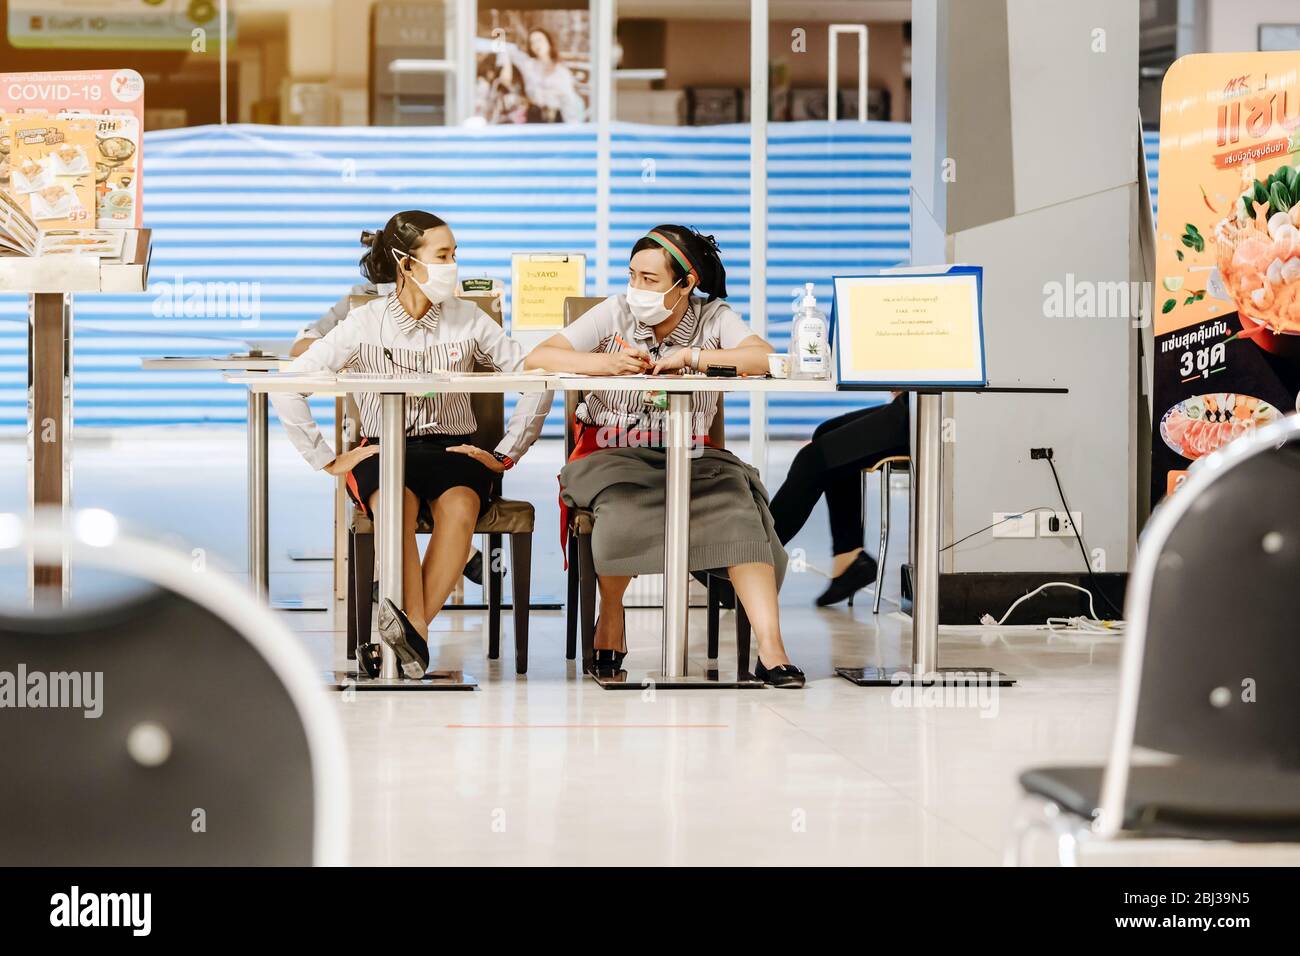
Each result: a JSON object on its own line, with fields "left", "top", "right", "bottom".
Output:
{"left": 588, "top": 610, "right": 628, "bottom": 673}
{"left": 755, "top": 656, "right": 806, "bottom": 688}
{"left": 356, "top": 641, "right": 384, "bottom": 679}
{"left": 377, "top": 598, "right": 431, "bottom": 679}
{"left": 816, "top": 552, "right": 878, "bottom": 607}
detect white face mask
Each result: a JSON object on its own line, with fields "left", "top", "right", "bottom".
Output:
{"left": 394, "top": 249, "right": 458, "bottom": 304}
{"left": 625, "top": 278, "right": 682, "bottom": 325}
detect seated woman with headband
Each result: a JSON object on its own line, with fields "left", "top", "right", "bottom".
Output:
{"left": 525, "top": 224, "right": 805, "bottom": 687}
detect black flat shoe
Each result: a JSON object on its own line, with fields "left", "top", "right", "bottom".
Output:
{"left": 377, "top": 598, "right": 431, "bottom": 679}
{"left": 356, "top": 641, "right": 384, "bottom": 679}
{"left": 816, "top": 552, "right": 878, "bottom": 607}
{"left": 587, "top": 611, "right": 628, "bottom": 674}
{"left": 755, "top": 656, "right": 806, "bottom": 688}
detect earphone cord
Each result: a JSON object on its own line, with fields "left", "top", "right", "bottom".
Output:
{"left": 382, "top": 300, "right": 440, "bottom": 374}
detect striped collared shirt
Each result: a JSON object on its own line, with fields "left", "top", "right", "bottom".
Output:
{"left": 558, "top": 294, "right": 755, "bottom": 437}
{"left": 272, "top": 293, "right": 551, "bottom": 470}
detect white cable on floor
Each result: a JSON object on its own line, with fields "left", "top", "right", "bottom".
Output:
{"left": 977, "top": 581, "right": 1124, "bottom": 637}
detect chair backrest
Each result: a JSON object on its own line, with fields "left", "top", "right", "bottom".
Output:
{"left": 1098, "top": 415, "right": 1300, "bottom": 832}
{"left": 562, "top": 297, "right": 608, "bottom": 456}
{"left": 0, "top": 515, "right": 348, "bottom": 865}
{"left": 561, "top": 295, "right": 726, "bottom": 453}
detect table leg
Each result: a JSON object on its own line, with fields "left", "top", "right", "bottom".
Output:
{"left": 29, "top": 292, "right": 72, "bottom": 607}
{"left": 333, "top": 395, "right": 347, "bottom": 602}
{"left": 836, "top": 391, "right": 1013, "bottom": 687}
{"left": 662, "top": 391, "right": 692, "bottom": 678}
{"left": 329, "top": 392, "right": 476, "bottom": 690}
{"left": 591, "top": 390, "right": 762, "bottom": 690}
{"left": 377, "top": 393, "right": 404, "bottom": 681}
{"left": 911, "top": 391, "right": 942, "bottom": 674}
{"left": 247, "top": 389, "right": 269, "bottom": 602}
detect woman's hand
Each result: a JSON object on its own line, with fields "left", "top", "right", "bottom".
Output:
{"left": 592, "top": 348, "right": 650, "bottom": 376}
{"left": 651, "top": 348, "right": 690, "bottom": 375}
{"left": 324, "top": 443, "right": 379, "bottom": 476}
{"left": 448, "top": 445, "right": 507, "bottom": 474}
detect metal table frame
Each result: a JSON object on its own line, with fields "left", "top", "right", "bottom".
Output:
{"left": 3, "top": 230, "right": 152, "bottom": 607}
{"left": 834, "top": 385, "right": 1068, "bottom": 688}
{"left": 233, "top": 372, "right": 554, "bottom": 691}
{"left": 543, "top": 374, "right": 838, "bottom": 690}
{"left": 139, "top": 357, "right": 328, "bottom": 610}
{"left": 236, "top": 371, "right": 1065, "bottom": 691}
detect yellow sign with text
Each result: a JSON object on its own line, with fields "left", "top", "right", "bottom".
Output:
{"left": 847, "top": 280, "right": 976, "bottom": 371}
{"left": 833, "top": 269, "right": 985, "bottom": 386}
{"left": 510, "top": 253, "right": 586, "bottom": 330}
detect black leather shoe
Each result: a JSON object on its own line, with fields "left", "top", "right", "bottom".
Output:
{"left": 755, "top": 656, "right": 806, "bottom": 688}
{"left": 377, "top": 598, "right": 431, "bottom": 679}
{"left": 816, "top": 552, "right": 878, "bottom": 607}
{"left": 356, "top": 641, "right": 384, "bottom": 679}
{"left": 587, "top": 611, "right": 628, "bottom": 674}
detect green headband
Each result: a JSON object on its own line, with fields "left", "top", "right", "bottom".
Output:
{"left": 645, "top": 230, "right": 696, "bottom": 280}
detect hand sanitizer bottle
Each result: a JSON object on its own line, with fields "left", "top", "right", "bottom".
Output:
{"left": 789, "top": 283, "right": 827, "bottom": 379}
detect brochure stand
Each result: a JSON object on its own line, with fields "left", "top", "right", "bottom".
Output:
{"left": 0, "top": 230, "right": 152, "bottom": 605}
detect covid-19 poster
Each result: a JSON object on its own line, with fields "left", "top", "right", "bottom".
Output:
{"left": 1153, "top": 53, "right": 1300, "bottom": 504}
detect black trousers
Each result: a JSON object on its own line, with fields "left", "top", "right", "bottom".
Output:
{"left": 769, "top": 393, "right": 910, "bottom": 556}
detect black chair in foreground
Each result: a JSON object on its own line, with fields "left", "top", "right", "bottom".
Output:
{"left": 1007, "top": 416, "right": 1300, "bottom": 866}
{"left": 0, "top": 510, "right": 349, "bottom": 865}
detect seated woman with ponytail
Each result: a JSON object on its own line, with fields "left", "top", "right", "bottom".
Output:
{"left": 271, "top": 210, "right": 551, "bottom": 679}
{"left": 525, "top": 224, "right": 805, "bottom": 687}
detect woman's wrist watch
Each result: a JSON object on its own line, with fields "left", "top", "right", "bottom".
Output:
{"left": 689, "top": 346, "right": 702, "bottom": 371}
{"left": 491, "top": 450, "right": 513, "bottom": 470}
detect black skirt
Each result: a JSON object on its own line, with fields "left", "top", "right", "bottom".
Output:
{"left": 345, "top": 433, "right": 496, "bottom": 519}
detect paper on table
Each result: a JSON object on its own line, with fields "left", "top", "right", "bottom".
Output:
{"left": 337, "top": 370, "right": 446, "bottom": 377}
{"left": 36, "top": 228, "right": 125, "bottom": 258}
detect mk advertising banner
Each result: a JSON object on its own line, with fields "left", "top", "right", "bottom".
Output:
{"left": 1153, "top": 52, "right": 1300, "bottom": 503}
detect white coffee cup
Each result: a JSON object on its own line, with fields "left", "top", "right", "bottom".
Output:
{"left": 767, "top": 353, "right": 790, "bottom": 378}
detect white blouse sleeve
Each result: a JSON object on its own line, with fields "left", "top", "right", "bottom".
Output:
{"left": 270, "top": 311, "right": 365, "bottom": 470}
{"left": 716, "top": 303, "right": 756, "bottom": 349}
{"left": 470, "top": 309, "right": 554, "bottom": 462}
{"left": 557, "top": 295, "right": 619, "bottom": 353}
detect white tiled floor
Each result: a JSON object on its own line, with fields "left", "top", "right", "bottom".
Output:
{"left": 0, "top": 430, "right": 1123, "bottom": 866}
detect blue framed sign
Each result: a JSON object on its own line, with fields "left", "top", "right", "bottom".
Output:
{"left": 832, "top": 265, "right": 987, "bottom": 389}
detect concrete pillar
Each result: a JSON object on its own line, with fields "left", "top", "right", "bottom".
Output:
{"left": 910, "top": 0, "right": 1142, "bottom": 575}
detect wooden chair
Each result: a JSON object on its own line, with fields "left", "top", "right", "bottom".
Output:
{"left": 344, "top": 294, "right": 537, "bottom": 674}
{"left": 561, "top": 296, "right": 751, "bottom": 674}
{"left": 859, "top": 454, "right": 912, "bottom": 613}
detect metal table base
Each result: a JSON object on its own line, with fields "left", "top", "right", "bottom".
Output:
{"left": 833, "top": 392, "right": 1020, "bottom": 686}
{"left": 328, "top": 670, "right": 478, "bottom": 691}
{"left": 272, "top": 594, "right": 330, "bottom": 612}
{"left": 591, "top": 392, "right": 754, "bottom": 691}
{"left": 588, "top": 666, "right": 765, "bottom": 690}
{"left": 836, "top": 665, "right": 1014, "bottom": 687}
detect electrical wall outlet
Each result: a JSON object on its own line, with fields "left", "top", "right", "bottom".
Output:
{"left": 992, "top": 512, "right": 1037, "bottom": 538}
{"left": 1040, "top": 511, "right": 1083, "bottom": 537}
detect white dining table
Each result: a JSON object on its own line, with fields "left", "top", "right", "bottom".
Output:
{"left": 231, "top": 369, "right": 1049, "bottom": 691}
{"left": 228, "top": 370, "right": 553, "bottom": 690}
{"left": 547, "top": 373, "right": 837, "bottom": 688}
{"left": 142, "top": 356, "right": 291, "bottom": 606}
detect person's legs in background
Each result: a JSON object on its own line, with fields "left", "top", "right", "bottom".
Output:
{"left": 768, "top": 396, "right": 910, "bottom": 606}
{"left": 769, "top": 407, "right": 869, "bottom": 546}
